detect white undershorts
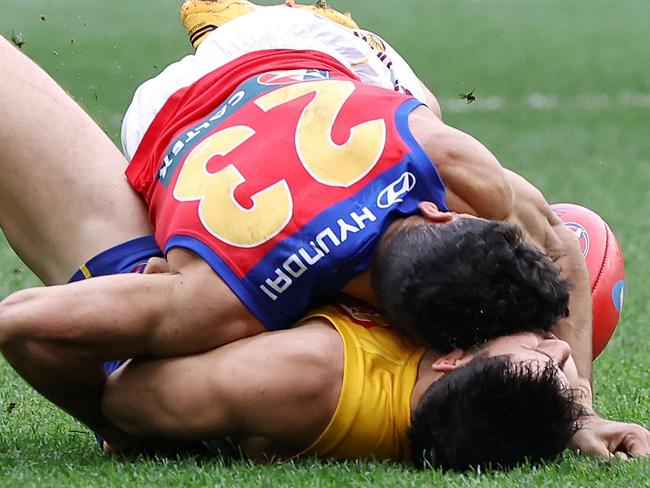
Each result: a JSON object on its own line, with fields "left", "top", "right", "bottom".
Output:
{"left": 121, "top": 5, "right": 426, "bottom": 160}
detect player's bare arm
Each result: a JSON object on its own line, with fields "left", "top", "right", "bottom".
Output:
{"left": 503, "top": 170, "right": 593, "bottom": 390}
{"left": 0, "top": 253, "right": 264, "bottom": 357}
{"left": 408, "top": 106, "right": 594, "bottom": 398}
{"left": 102, "top": 319, "right": 342, "bottom": 461}
{"left": 419, "top": 82, "right": 442, "bottom": 119}
{"left": 103, "top": 317, "right": 650, "bottom": 463}
{"left": 0, "top": 251, "right": 265, "bottom": 433}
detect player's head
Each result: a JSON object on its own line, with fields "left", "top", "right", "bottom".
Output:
{"left": 372, "top": 208, "right": 570, "bottom": 350}
{"left": 409, "top": 332, "right": 583, "bottom": 471}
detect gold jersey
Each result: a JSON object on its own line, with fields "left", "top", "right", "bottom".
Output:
{"left": 297, "top": 301, "right": 426, "bottom": 461}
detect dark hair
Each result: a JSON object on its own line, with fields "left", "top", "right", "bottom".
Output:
{"left": 408, "top": 356, "right": 583, "bottom": 471}
{"left": 372, "top": 219, "right": 570, "bottom": 350}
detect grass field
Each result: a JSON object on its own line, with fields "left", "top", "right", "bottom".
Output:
{"left": 1, "top": 0, "right": 649, "bottom": 486}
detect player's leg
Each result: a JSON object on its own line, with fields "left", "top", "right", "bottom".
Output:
{"left": 0, "top": 262, "right": 265, "bottom": 444}
{"left": 0, "top": 35, "right": 153, "bottom": 285}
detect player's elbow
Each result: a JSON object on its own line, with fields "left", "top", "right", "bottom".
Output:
{"left": 435, "top": 129, "right": 513, "bottom": 219}
{"left": 427, "top": 94, "right": 442, "bottom": 119}
{"left": 0, "top": 287, "right": 38, "bottom": 311}
{"left": 0, "top": 289, "right": 42, "bottom": 346}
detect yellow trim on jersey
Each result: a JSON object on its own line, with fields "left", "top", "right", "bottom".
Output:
{"left": 297, "top": 303, "right": 425, "bottom": 462}
{"left": 79, "top": 264, "right": 92, "bottom": 279}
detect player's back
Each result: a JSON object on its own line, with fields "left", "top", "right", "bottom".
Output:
{"left": 295, "top": 300, "right": 425, "bottom": 461}
{"left": 122, "top": 5, "right": 429, "bottom": 160}
{"left": 215, "top": 299, "right": 425, "bottom": 461}
{"left": 126, "top": 49, "right": 448, "bottom": 332}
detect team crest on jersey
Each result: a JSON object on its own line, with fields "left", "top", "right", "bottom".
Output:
{"left": 365, "top": 33, "right": 386, "bottom": 53}
{"left": 353, "top": 31, "right": 386, "bottom": 53}
{"left": 565, "top": 222, "right": 590, "bottom": 257}
{"left": 257, "top": 69, "right": 331, "bottom": 85}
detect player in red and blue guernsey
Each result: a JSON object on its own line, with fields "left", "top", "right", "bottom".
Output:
{"left": 0, "top": 4, "right": 594, "bottom": 451}
{"left": 126, "top": 50, "right": 450, "bottom": 331}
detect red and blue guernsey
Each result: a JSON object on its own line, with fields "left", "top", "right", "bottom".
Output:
{"left": 126, "top": 49, "right": 448, "bottom": 330}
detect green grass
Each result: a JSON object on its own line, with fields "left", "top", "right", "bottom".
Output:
{"left": 1, "top": 0, "right": 649, "bottom": 486}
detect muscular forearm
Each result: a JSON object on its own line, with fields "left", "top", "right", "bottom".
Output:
{"left": 0, "top": 288, "right": 109, "bottom": 429}
{"left": 551, "top": 225, "right": 594, "bottom": 405}
{"left": 1, "top": 265, "right": 264, "bottom": 359}
{"left": 0, "top": 277, "right": 169, "bottom": 430}
{"left": 0, "top": 273, "right": 179, "bottom": 430}
{"left": 495, "top": 169, "right": 595, "bottom": 403}
{"left": 0, "top": 269, "right": 264, "bottom": 426}
{"left": 0, "top": 275, "right": 169, "bottom": 359}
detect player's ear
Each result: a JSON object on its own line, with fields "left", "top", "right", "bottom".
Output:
{"left": 418, "top": 201, "right": 454, "bottom": 223}
{"left": 431, "top": 349, "right": 467, "bottom": 373}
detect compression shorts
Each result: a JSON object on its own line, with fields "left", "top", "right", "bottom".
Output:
{"left": 68, "top": 236, "right": 163, "bottom": 282}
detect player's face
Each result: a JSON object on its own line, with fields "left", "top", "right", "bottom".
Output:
{"left": 478, "top": 331, "right": 576, "bottom": 388}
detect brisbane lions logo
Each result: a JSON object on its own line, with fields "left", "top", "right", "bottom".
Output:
{"left": 564, "top": 222, "right": 590, "bottom": 257}
{"left": 257, "top": 69, "right": 331, "bottom": 85}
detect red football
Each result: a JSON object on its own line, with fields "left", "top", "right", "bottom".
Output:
{"left": 551, "top": 203, "right": 625, "bottom": 358}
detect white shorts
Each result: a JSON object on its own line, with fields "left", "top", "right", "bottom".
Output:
{"left": 121, "top": 5, "right": 426, "bottom": 160}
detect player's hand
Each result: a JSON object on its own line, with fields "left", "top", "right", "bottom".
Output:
{"left": 99, "top": 425, "right": 143, "bottom": 457}
{"left": 570, "top": 414, "right": 650, "bottom": 460}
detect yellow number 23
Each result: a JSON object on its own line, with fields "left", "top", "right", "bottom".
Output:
{"left": 173, "top": 80, "right": 387, "bottom": 248}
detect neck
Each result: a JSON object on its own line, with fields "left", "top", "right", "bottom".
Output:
{"left": 410, "top": 349, "right": 444, "bottom": 412}
{"left": 342, "top": 271, "right": 380, "bottom": 308}
{"left": 342, "top": 216, "right": 417, "bottom": 308}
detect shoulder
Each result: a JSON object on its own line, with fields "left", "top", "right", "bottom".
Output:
{"left": 234, "top": 318, "right": 344, "bottom": 457}
{"left": 406, "top": 105, "right": 475, "bottom": 167}
{"left": 229, "top": 317, "right": 344, "bottom": 409}
{"left": 286, "top": 318, "right": 344, "bottom": 387}
{"left": 407, "top": 107, "right": 515, "bottom": 219}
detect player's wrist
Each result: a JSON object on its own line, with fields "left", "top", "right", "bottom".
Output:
{"left": 573, "top": 377, "right": 594, "bottom": 410}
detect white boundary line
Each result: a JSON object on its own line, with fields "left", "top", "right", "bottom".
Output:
{"left": 442, "top": 92, "right": 650, "bottom": 113}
